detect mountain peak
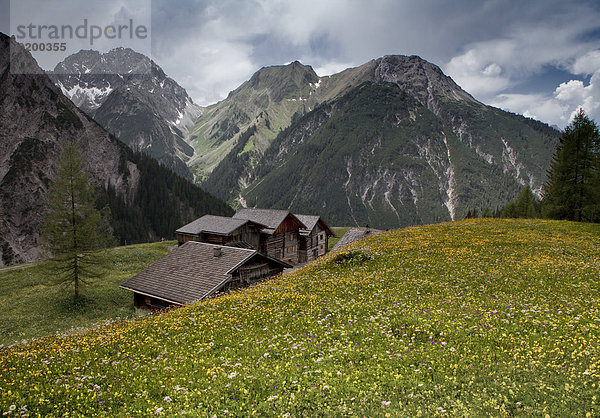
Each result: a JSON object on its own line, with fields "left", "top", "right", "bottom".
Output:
{"left": 53, "top": 48, "right": 152, "bottom": 76}
{"left": 368, "top": 54, "right": 478, "bottom": 106}
{"left": 49, "top": 47, "right": 201, "bottom": 179}
{"left": 246, "top": 60, "right": 319, "bottom": 102}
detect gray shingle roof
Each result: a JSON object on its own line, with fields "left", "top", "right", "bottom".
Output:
{"left": 233, "top": 208, "right": 306, "bottom": 230}
{"left": 294, "top": 214, "right": 334, "bottom": 236}
{"left": 120, "top": 242, "right": 259, "bottom": 305}
{"left": 332, "top": 228, "right": 382, "bottom": 251}
{"left": 294, "top": 214, "right": 320, "bottom": 232}
{"left": 176, "top": 215, "right": 257, "bottom": 236}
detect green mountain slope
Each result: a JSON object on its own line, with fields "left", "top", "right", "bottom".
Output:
{"left": 188, "top": 61, "right": 321, "bottom": 183}
{"left": 1, "top": 219, "right": 599, "bottom": 415}
{"left": 242, "top": 82, "right": 530, "bottom": 227}
{"left": 193, "top": 55, "right": 558, "bottom": 227}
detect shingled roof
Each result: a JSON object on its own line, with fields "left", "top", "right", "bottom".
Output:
{"left": 120, "top": 242, "right": 288, "bottom": 305}
{"left": 233, "top": 208, "right": 306, "bottom": 231}
{"left": 332, "top": 228, "right": 382, "bottom": 250}
{"left": 176, "top": 215, "right": 265, "bottom": 236}
{"left": 294, "top": 214, "right": 335, "bottom": 236}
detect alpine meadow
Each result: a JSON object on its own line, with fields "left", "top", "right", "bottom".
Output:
{"left": 1, "top": 219, "right": 599, "bottom": 415}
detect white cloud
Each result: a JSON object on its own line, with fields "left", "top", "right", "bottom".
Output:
{"left": 3, "top": 0, "right": 599, "bottom": 129}
{"left": 555, "top": 80, "right": 586, "bottom": 102}
{"left": 155, "top": 38, "right": 257, "bottom": 105}
{"left": 571, "top": 50, "right": 600, "bottom": 75}
{"left": 482, "top": 63, "right": 502, "bottom": 77}
{"left": 446, "top": 47, "right": 512, "bottom": 97}
{"left": 490, "top": 93, "right": 568, "bottom": 127}
{"left": 491, "top": 70, "right": 600, "bottom": 128}
{"left": 442, "top": 3, "right": 600, "bottom": 127}
{"left": 313, "top": 61, "right": 355, "bottom": 77}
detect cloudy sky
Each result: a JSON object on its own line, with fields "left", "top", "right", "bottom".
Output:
{"left": 1, "top": 0, "right": 599, "bottom": 128}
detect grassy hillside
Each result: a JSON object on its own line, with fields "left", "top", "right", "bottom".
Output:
{"left": 188, "top": 61, "right": 319, "bottom": 185}
{"left": 0, "top": 241, "right": 174, "bottom": 346}
{"left": 1, "top": 220, "right": 599, "bottom": 416}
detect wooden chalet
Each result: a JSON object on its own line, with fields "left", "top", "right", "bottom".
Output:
{"left": 233, "top": 209, "right": 306, "bottom": 265}
{"left": 120, "top": 241, "right": 290, "bottom": 310}
{"left": 175, "top": 215, "right": 265, "bottom": 248}
{"left": 294, "top": 214, "right": 335, "bottom": 263}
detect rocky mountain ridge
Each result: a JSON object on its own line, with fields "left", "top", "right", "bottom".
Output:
{"left": 40, "top": 45, "right": 560, "bottom": 230}
{"left": 50, "top": 48, "right": 202, "bottom": 179}
{"left": 239, "top": 81, "right": 557, "bottom": 227}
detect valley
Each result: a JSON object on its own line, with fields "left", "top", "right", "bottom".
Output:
{"left": 46, "top": 48, "right": 559, "bottom": 231}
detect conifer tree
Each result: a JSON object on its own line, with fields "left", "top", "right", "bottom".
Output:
{"left": 500, "top": 186, "right": 540, "bottom": 219}
{"left": 514, "top": 186, "right": 539, "bottom": 218}
{"left": 501, "top": 201, "right": 518, "bottom": 218}
{"left": 481, "top": 207, "right": 493, "bottom": 218}
{"left": 42, "top": 141, "right": 116, "bottom": 300}
{"left": 542, "top": 109, "right": 600, "bottom": 222}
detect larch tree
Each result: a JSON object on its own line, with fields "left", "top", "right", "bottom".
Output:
{"left": 542, "top": 109, "right": 600, "bottom": 222}
{"left": 42, "top": 141, "right": 116, "bottom": 300}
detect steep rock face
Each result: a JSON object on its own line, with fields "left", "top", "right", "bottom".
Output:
{"left": 313, "top": 55, "right": 477, "bottom": 109}
{"left": 0, "top": 34, "right": 230, "bottom": 266}
{"left": 50, "top": 48, "right": 202, "bottom": 179}
{"left": 1, "top": 36, "right": 136, "bottom": 265}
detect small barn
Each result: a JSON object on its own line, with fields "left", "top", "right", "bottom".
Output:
{"left": 233, "top": 209, "right": 307, "bottom": 265}
{"left": 120, "top": 241, "right": 290, "bottom": 310}
{"left": 332, "top": 227, "right": 382, "bottom": 251}
{"left": 294, "top": 214, "right": 335, "bottom": 263}
{"left": 175, "top": 215, "right": 265, "bottom": 248}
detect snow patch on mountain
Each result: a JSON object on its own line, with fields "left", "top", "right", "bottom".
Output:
{"left": 171, "top": 98, "right": 203, "bottom": 133}
{"left": 344, "top": 158, "right": 359, "bottom": 225}
{"left": 58, "top": 82, "right": 113, "bottom": 110}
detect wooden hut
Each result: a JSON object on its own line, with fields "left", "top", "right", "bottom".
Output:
{"left": 233, "top": 209, "right": 306, "bottom": 265}
{"left": 332, "top": 227, "right": 382, "bottom": 251}
{"left": 294, "top": 214, "right": 335, "bottom": 263}
{"left": 120, "top": 241, "right": 290, "bottom": 310}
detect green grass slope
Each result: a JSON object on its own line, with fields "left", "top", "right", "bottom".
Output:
{"left": 1, "top": 220, "right": 599, "bottom": 416}
{"left": 0, "top": 241, "right": 174, "bottom": 346}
